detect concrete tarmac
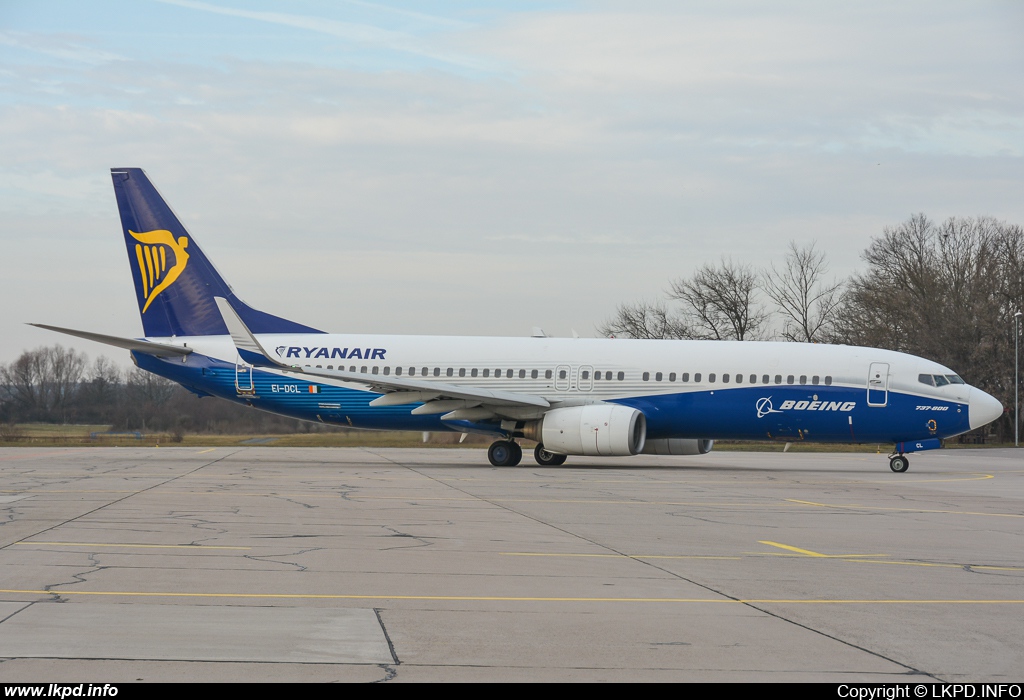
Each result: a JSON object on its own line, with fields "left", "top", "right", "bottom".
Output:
{"left": 0, "top": 446, "right": 1021, "bottom": 682}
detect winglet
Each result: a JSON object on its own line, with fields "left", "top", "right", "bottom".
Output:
{"left": 213, "top": 297, "right": 286, "bottom": 368}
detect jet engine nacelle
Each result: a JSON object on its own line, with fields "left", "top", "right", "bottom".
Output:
{"left": 642, "top": 438, "right": 714, "bottom": 456}
{"left": 538, "top": 405, "right": 647, "bottom": 456}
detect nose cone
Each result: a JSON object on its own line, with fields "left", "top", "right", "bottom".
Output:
{"left": 969, "top": 389, "right": 1003, "bottom": 430}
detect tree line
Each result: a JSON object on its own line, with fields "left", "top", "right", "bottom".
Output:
{"left": 601, "top": 214, "right": 1023, "bottom": 440}
{"left": 0, "top": 346, "right": 320, "bottom": 435}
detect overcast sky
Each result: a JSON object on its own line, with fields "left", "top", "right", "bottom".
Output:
{"left": 2, "top": 1, "right": 1023, "bottom": 366}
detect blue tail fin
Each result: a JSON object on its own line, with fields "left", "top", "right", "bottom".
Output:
{"left": 111, "top": 168, "right": 322, "bottom": 337}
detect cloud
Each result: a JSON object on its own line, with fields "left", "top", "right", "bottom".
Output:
{"left": 155, "top": 0, "right": 492, "bottom": 71}
{"left": 1, "top": 2, "right": 1023, "bottom": 364}
{"left": 0, "top": 31, "right": 128, "bottom": 65}
{"left": 333, "top": 0, "right": 471, "bottom": 29}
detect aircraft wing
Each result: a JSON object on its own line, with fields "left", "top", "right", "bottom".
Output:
{"left": 213, "top": 298, "right": 550, "bottom": 410}
{"left": 29, "top": 323, "right": 193, "bottom": 357}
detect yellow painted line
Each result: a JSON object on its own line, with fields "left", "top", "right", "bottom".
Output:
{"left": 352, "top": 497, "right": 796, "bottom": 506}
{"left": 629, "top": 475, "right": 1000, "bottom": 485}
{"left": 196, "top": 448, "right": 217, "bottom": 454}
{"left": 1, "top": 589, "right": 1022, "bottom": 604}
{"left": 0, "top": 490, "right": 158, "bottom": 495}
{"left": 760, "top": 541, "right": 831, "bottom": 557}
{"left": 501, "top": 552, "right": 741, "bottom": 560}
{"left": 506, "top": 549, "right": 1019, "bottom": 571}
{"left": 773, "top": 557, "right": 1023, "bottom": 571}
{"left": 0, "top": 492, "right": 804, "bottom": 505}
{"left": 753, "top": 544, "right": 1017, "bottom": 571}
{"left": 753, "top": 542, "right": 887, "bottom": 559}
{"left": 13, "top": 541, "right": 250, "bottom": 550}
{"left": 845, "top": 559, "right": 1024, "bottom": 572}
{"left": 787, "top": 499, "right": 1024, "bottom": 519}
{"left": 450, "top": 474, "right": 999, "bottom": 486}
{"left": 749, "top": 556, "right": 892, "bottom": 560}
{"left": 790, "top": 474, "right": 997, "bottom": 484}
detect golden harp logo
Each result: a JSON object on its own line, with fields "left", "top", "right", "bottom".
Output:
{"left": 129, "top": 230, "right": 189, "bottom": 313}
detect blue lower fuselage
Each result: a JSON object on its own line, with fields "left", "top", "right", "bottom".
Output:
{"left": 136, "top": 352, "right": 970, "bottom": 444}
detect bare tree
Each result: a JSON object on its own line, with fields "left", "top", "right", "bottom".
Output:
{"left": 120, "top": 367, "right": 177, "bottom": 431}
{"left": 0, "top": 345, "right": 87, "bottom": 422}
{"left": 762, "top": 241, "right": 844, "bottom": 343}
{"left": 76, "top": 357, "right": 124, "bottom": 423}
{"left": 669, "top": 258, "right": 769, "bottom": 340}
{"left": 46, "top": 346, "right": 87, "bottom": 423}
{"left": 1, "top": 349, "right": 48, "bottom": 420}
{"left": 835, "top": 214, "right": 1023, "bottom": 439}
{"left": 598, "top": 300, "right": 690, "bottom": 339}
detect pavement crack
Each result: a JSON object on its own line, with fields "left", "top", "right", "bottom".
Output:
{"left": 379, "top": 526, "right": 433, "bottom": 550}
{"left": 373, "top": 665, "right": 398, "bottom": 682}
{"left": 374, "top": 608, "right": 400, "bottom": 666}
{"left": 0, "top": 449, "right": 246, "bottom": 552}
{"left": 242, "top": 547, "right": 320, "bottom": 572}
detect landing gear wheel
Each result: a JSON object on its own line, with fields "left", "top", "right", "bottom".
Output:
{"left": 534, "top": 444, "right": 567, "bottom": 466}
{"left": 488, "top": 440, "right": 522, "bottom": 467}
{"left": 889, "top": 455, "right": 910, "bottom": 473}
{"left": 509, "top": 441, "right": 522, "bottom": 466}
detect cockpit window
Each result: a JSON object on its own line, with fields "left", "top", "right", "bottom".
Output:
{"left": 922, "top": 373, "right": 965, "bottom": 387}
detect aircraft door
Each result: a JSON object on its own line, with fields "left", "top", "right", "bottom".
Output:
{"left": 235, "top": 354, "right": 255, "bottom": 395}
{"left": 578, "top": 364, "right": 594, "bottom": 392}
{"left": 867, "top": 362, "right": 889, "bottom": 406}
{"left": 555, "top": 365, "right": 571, "bottom": 391}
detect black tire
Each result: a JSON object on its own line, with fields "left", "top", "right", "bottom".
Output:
{"left": 488, "top": 441, "right": 510, "bottom": 466}
{"left": 488, "top": 440, "right": 521, "bottom": 467}
{"left": 889, "top": 455, "right": 909, "bottom": 473}
{"left": 534, "top": 444, "right": 567, "bottom": 466}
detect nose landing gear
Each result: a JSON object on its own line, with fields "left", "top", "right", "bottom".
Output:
{"left": 889, "top": 454, "right": 910, "bottom": 473}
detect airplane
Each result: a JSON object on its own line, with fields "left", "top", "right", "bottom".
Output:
{"left": 33, "top": 168, "right": 1004, "bottom": 472}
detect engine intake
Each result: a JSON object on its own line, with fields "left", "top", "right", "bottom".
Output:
{"left": 532, "top": 405, "right": 647, "bottom": 456}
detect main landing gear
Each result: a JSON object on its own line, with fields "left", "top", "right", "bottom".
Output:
{"left": 889, "top": 454, "right": 910, "bottom": 473}
{"left": 487, "top": 440, "right": 522, "bottom": 467}
{"left": 487, "top": 441, "right": 568, "bottom": 467}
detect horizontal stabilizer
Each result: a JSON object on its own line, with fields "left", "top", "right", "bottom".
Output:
{"left": 29, "top": 324, "right": 192, "bottom": 357}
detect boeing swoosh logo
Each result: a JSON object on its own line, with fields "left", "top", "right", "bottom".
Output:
{"left": 756, "top": 397, "right": 784, "bottom": 418}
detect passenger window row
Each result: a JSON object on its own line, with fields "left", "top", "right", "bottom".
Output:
{"left": 641, "top": 372, "right": 833, "bottom": 386}
{"left": 296, "top": 364, "right": 833, "bottom": 387}
{"left": 305, "top": 365, "right": 554, "bottom": 379}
